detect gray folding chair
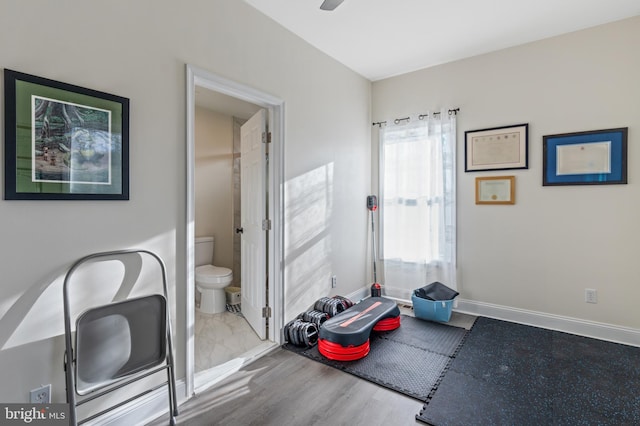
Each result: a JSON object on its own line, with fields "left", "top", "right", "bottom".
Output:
{"left": 63, "top": 250, "right": 178, "bottom": 425}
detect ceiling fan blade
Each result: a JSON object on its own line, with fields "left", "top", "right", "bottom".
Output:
{"left": 320, "top": 0, "right": 344, "bottom": 11}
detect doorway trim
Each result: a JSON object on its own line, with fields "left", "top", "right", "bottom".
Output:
{"left": 185, "top": 64, "right": 285, "bottom": 397}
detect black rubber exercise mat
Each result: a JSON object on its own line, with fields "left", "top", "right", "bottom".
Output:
{"left": 283, "top": 314, "right": 468, "bottom": 401}
{"left": 381, "top": 314, "right": 468, "bottom": 356}
{"left": 417, "top": 316, "right": 640, "bottom": 425}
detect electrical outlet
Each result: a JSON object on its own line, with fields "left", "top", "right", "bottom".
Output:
{"left": 30, "top": 384, "right": 51, "bottom": 404}
{"left": 585, "top": 288, "right": 598, "bottom": 304}
{"left": 331, "top": 275, "right": 337, "bottom": 288}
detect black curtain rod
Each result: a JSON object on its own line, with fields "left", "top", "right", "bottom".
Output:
{"left": 372, "top": 108, "right": 460, "bottom": 127}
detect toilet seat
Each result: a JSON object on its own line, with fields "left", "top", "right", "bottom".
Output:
{"left": 195, "top": 265, "right": 232, "bottom": 285}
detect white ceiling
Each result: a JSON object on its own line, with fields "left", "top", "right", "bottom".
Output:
{"left": 245, "top": 0, "right": 640, "bottom": 81}
{"left": 195, "top": 86, "right": 261, "bottom": 119}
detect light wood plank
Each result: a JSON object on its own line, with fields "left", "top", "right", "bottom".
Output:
{"left": 149, "top": 349, "right": 424, "bottom": 425}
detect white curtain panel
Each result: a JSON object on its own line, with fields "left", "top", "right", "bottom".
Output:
{"left": 379, "top": 109, "right": 457, "bottom": 300}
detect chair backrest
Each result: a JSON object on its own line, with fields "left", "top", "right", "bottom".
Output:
{"left": 75, "top": 294, "right": 167, "bottom": 395}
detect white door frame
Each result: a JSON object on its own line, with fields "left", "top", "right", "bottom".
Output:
{"left": 185, "top": 64, "right": 285, "bottom": 397}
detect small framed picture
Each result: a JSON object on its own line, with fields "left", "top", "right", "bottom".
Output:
{"left": 4, "top": 69, "right": 130, "bottom": 200}
{"left": 475, "top": 176, "right": 515, "bottom": 205}
{"left": 465, "top": 124, "right": 528, "bottom": 172}
{"left": 543, "top": 128, "right": 627, "bottom": 186}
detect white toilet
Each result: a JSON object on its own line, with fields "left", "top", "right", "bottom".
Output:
{"left": 195, "top": 236, "right": 233, "bottom": 314}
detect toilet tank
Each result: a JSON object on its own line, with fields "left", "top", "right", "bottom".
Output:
{"left": 194, "top": 236, "right": 214, "bottom": 267}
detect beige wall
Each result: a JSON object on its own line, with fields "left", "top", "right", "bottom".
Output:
{"left": 0, "top": 0, "right": 372, "bottom": 405}
{"left": 194, "top": 106, "right": 233, "bottom": 269}
{"left": 372, "top": 16, "right": 640, "bottom": 329}
{"left": 6, "top": 0, "right": 633, "bottom": 411}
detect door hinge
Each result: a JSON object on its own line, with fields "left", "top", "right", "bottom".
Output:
{"left": 262, "top": 306, "right": 272, "bottom": 318}
{"left": 262, "top": 132, "right": 272, "bottom": 144}
{"left": 262, "top": 219, "right": 271, "bottom": 231}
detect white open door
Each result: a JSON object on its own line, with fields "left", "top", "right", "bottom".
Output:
{"left": 240, "top": 109, "right": 267, "bottom": 339}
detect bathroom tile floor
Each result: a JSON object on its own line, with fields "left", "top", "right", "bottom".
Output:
{"left": 195, "top": 309, "right": 264, "bottom": 373}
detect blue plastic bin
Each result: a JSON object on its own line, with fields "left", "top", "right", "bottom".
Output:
{"left": 412, "top": 294, "right": 454, "bottom": 322}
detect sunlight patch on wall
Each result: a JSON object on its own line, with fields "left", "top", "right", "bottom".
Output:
{"left": 284, "top": 163, "right": 334, "bottom": 319}
{"left": 1, "top": 230, "right": 176, "bottom": 350}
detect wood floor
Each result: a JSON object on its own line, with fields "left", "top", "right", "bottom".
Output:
{"left": 149, "top": 348, "right": 425, "bottom": 426}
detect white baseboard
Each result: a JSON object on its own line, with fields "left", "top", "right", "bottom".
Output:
{"left": 456, "top": 298, "right": 640, "bottom": 348}
{"left": 84, "top": 379, "right": 187, "bottom": 426}
{"left": 343, "top": 288, "right": 640, "bottom": 347}
{"left": 344, "top": 286, "right": 369, "bottom": 303}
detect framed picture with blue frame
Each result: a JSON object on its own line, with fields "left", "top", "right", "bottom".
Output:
{"left": 543, "top": 127, "right": 627, "bottom": 186}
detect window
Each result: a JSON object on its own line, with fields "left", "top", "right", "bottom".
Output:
{"left": 379, "top": 111, "right": 457, "bottom": 298}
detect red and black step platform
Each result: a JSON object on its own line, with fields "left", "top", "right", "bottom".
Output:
{"left": 318, "top": 296, "right": 401, "bottom": 361}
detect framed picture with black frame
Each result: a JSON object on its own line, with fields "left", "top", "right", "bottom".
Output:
{"left": 4, "top": 69, "right": 129, "bottom": 200}
{"left": 543, "top": 127, "right": 627, "bottom": 186}
{"left": 465, "top": 123, "right": 528, "bottom": 172}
